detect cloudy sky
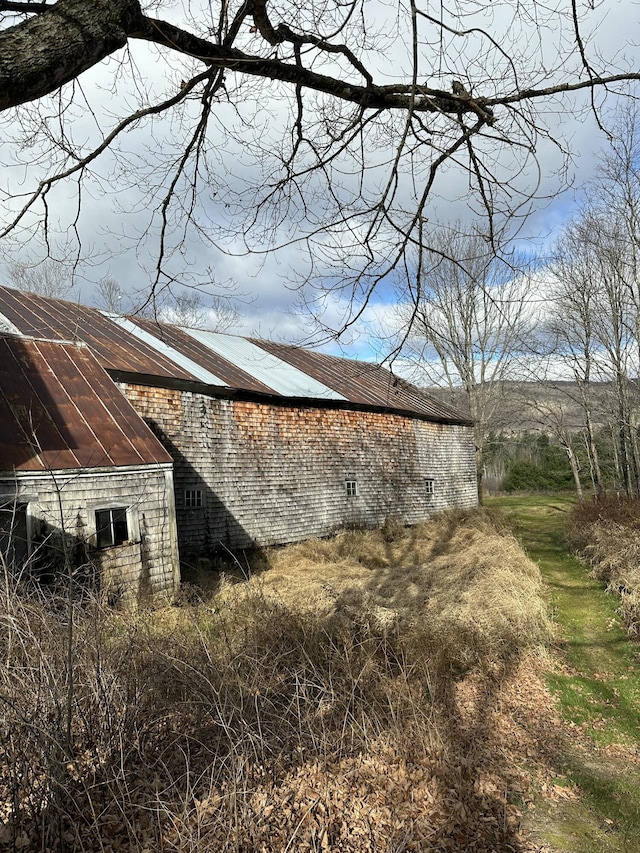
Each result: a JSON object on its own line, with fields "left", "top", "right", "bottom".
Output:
{"left": 1, "top": 0, "right": 639, "bottom": 364}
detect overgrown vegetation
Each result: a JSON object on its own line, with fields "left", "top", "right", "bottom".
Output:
{"left": 0, "top": 509, "right": 551, "bottom": 852}
{"left": 483, "top": 433, "right": 575, "bottom": 494}
{"left": 566, "top": 497, "right": 640, "bottom": 638}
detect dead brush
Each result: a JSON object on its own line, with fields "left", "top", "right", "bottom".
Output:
{"left": 0, "top": 586, "right": 439, "bottom": 850}
{"left": 0, "top": 507, "right": 550, "bottom": 852}
{"left": 567, "top": 500, "right": 640, "bottom": 637}
{"left": 565, "top": 496, "right": 640, "bottom": 551}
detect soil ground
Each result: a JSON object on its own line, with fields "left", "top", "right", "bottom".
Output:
{"left": 488, "top": 495, "right": 640, "bottom": 853}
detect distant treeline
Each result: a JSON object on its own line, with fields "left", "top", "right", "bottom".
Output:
{"left": 482, "top": 428, "right": 621, "bottom": 496}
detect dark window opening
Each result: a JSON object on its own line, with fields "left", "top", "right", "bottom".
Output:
{"left": 96, "top": 508, "right": 129, "bottom": 549}
{"left": 185, "top": 489, "right": 203, "bottom": 509}
{"left": 425, "top": 478, "right": 435, "bottom": 496}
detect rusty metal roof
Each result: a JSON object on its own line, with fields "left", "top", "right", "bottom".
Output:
{"left": 0, "top": 336, "right": 171, "bottom": 472}
{"left": 0, "top": 286, "right": 471, "bottom": 424}
{"left": 0, "top": 287, "right": 196, "bottom": 381}
{"left": 252, "top": 340, "right": 471, "bottom": 423}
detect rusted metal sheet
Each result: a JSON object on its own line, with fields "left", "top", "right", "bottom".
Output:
{"left": 252, "top": 340, "right": 472, "bottom": 424}
{"left": 0, "top": 337, "right": 171, "bottom": 472}
{"left": 0, "top": 288, "right": 196, "bottom": 381}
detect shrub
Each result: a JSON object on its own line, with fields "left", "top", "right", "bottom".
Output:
{"left": 567, "top": 496, "right": 640, "bottom": 539}
{"left": 566, "top": 498, "right": 640, "bottom": 638}
{"left": 503, "top": 459, "right": 573, "bottom": 493}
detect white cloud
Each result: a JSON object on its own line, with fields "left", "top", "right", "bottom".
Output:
{"left": 1, "top": 0, "right": 640, "bottom": 361}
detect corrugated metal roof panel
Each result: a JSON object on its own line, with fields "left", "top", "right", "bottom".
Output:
{"left": 252, "top": 340, "right": 472, "bottom": 424}
{"left": 182, "top": 329, "right": 347, "bottom": 400}
{"left": 129, "top": 319, "right": 276, "bottom": 394}
{"left": 0, "top": 288, "right": 197, "bottom": 381}
{"left": 0, "top": 336, "right": 171, "bottom": 472}
{"left": 104, "top": 313, "right": 226, "bottom": 385}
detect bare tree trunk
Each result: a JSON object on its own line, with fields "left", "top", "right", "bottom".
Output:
{"left": 0, "top": 0, "right": 142, "bottom": 110}
{"left": 583, "top": 433, "right": 597, "bottom": 497}
{"left": 584, "top": 407, "right": 605, "bottom": 498}
{"left": 475, "top": 442, "right": 484, "bottom": 504}
{"left": 609, "top": 421, "right": 622, "bottom": 494}
{"left": 620, "top": 378, "right": 640, "bottom": 496}
{"left": 631, "top": 404, "right": 640, "bottom": 497}
{"left": 631, "top": 430, "right": 640, "bottom": 497}
{"left": 563, "top": 442, "right": 584, "bottom": 500}
{"left": 615, "top": 375, "right": 635, "bottom": 496}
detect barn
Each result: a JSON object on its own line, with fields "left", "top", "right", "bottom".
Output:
{"left": 0, "top": 285, "right": 477, "bottom": 585}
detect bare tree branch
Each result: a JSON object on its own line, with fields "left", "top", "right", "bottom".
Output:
{"left": 1, "top": 0, "right": 639, "bottom": 322}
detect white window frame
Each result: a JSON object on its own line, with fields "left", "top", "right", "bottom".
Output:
{"left": 425, "top": 478, "right": 435, "bottom": 496}
{"left": 95, "top": 507, "right": 130, "bottom": 549}
{"left": 345, "top": 478, "right": 358, "bottom": 498}
{"left": 88, "top": 503, "right": 139, "bottom": 549}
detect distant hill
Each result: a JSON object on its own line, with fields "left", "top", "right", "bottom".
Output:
{"left": 424, "top": 380, "right": 621, "bottom": 435}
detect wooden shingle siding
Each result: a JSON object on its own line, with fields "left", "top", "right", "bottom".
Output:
{"left": 121, "top": 383, "right": 478, "bottom": 554}
{"left": 0, "top": 465, "right": 179, "bottom": 604}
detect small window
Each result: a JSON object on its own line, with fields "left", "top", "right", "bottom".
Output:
{"left": 184, "top": 489, "right": 203, "bottom": 509}
{"left": 425, "top": 478, "right": 435, "bottom": 496}
{"left": 345, "top": 479, "right": 358, "bottom": 498}
{"left": 95, "top": 507, "right": 129, "bottom": 549}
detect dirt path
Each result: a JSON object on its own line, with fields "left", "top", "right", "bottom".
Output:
{"left": 489, "top": 496, "right": 640, "bottom": 853}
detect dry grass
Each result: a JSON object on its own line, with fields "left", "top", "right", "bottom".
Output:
{"left": 223, "top": 508, "right": 550, "bottom": 670}
{"left": 566, "top": 499, "right": 640, "bottom": 638}
{"left": 0, "top": 508, "right": 551, "bottom": 852}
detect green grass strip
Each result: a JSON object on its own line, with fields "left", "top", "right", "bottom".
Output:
{"left": 488, "top": 495, "right": 640, "bottom": 852}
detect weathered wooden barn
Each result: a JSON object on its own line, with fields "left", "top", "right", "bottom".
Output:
{"left": 0, "top": 285, "right": 477, "bottom": 582}
{"left": 0, "top": 334, "right": 179, "bottom": 603}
